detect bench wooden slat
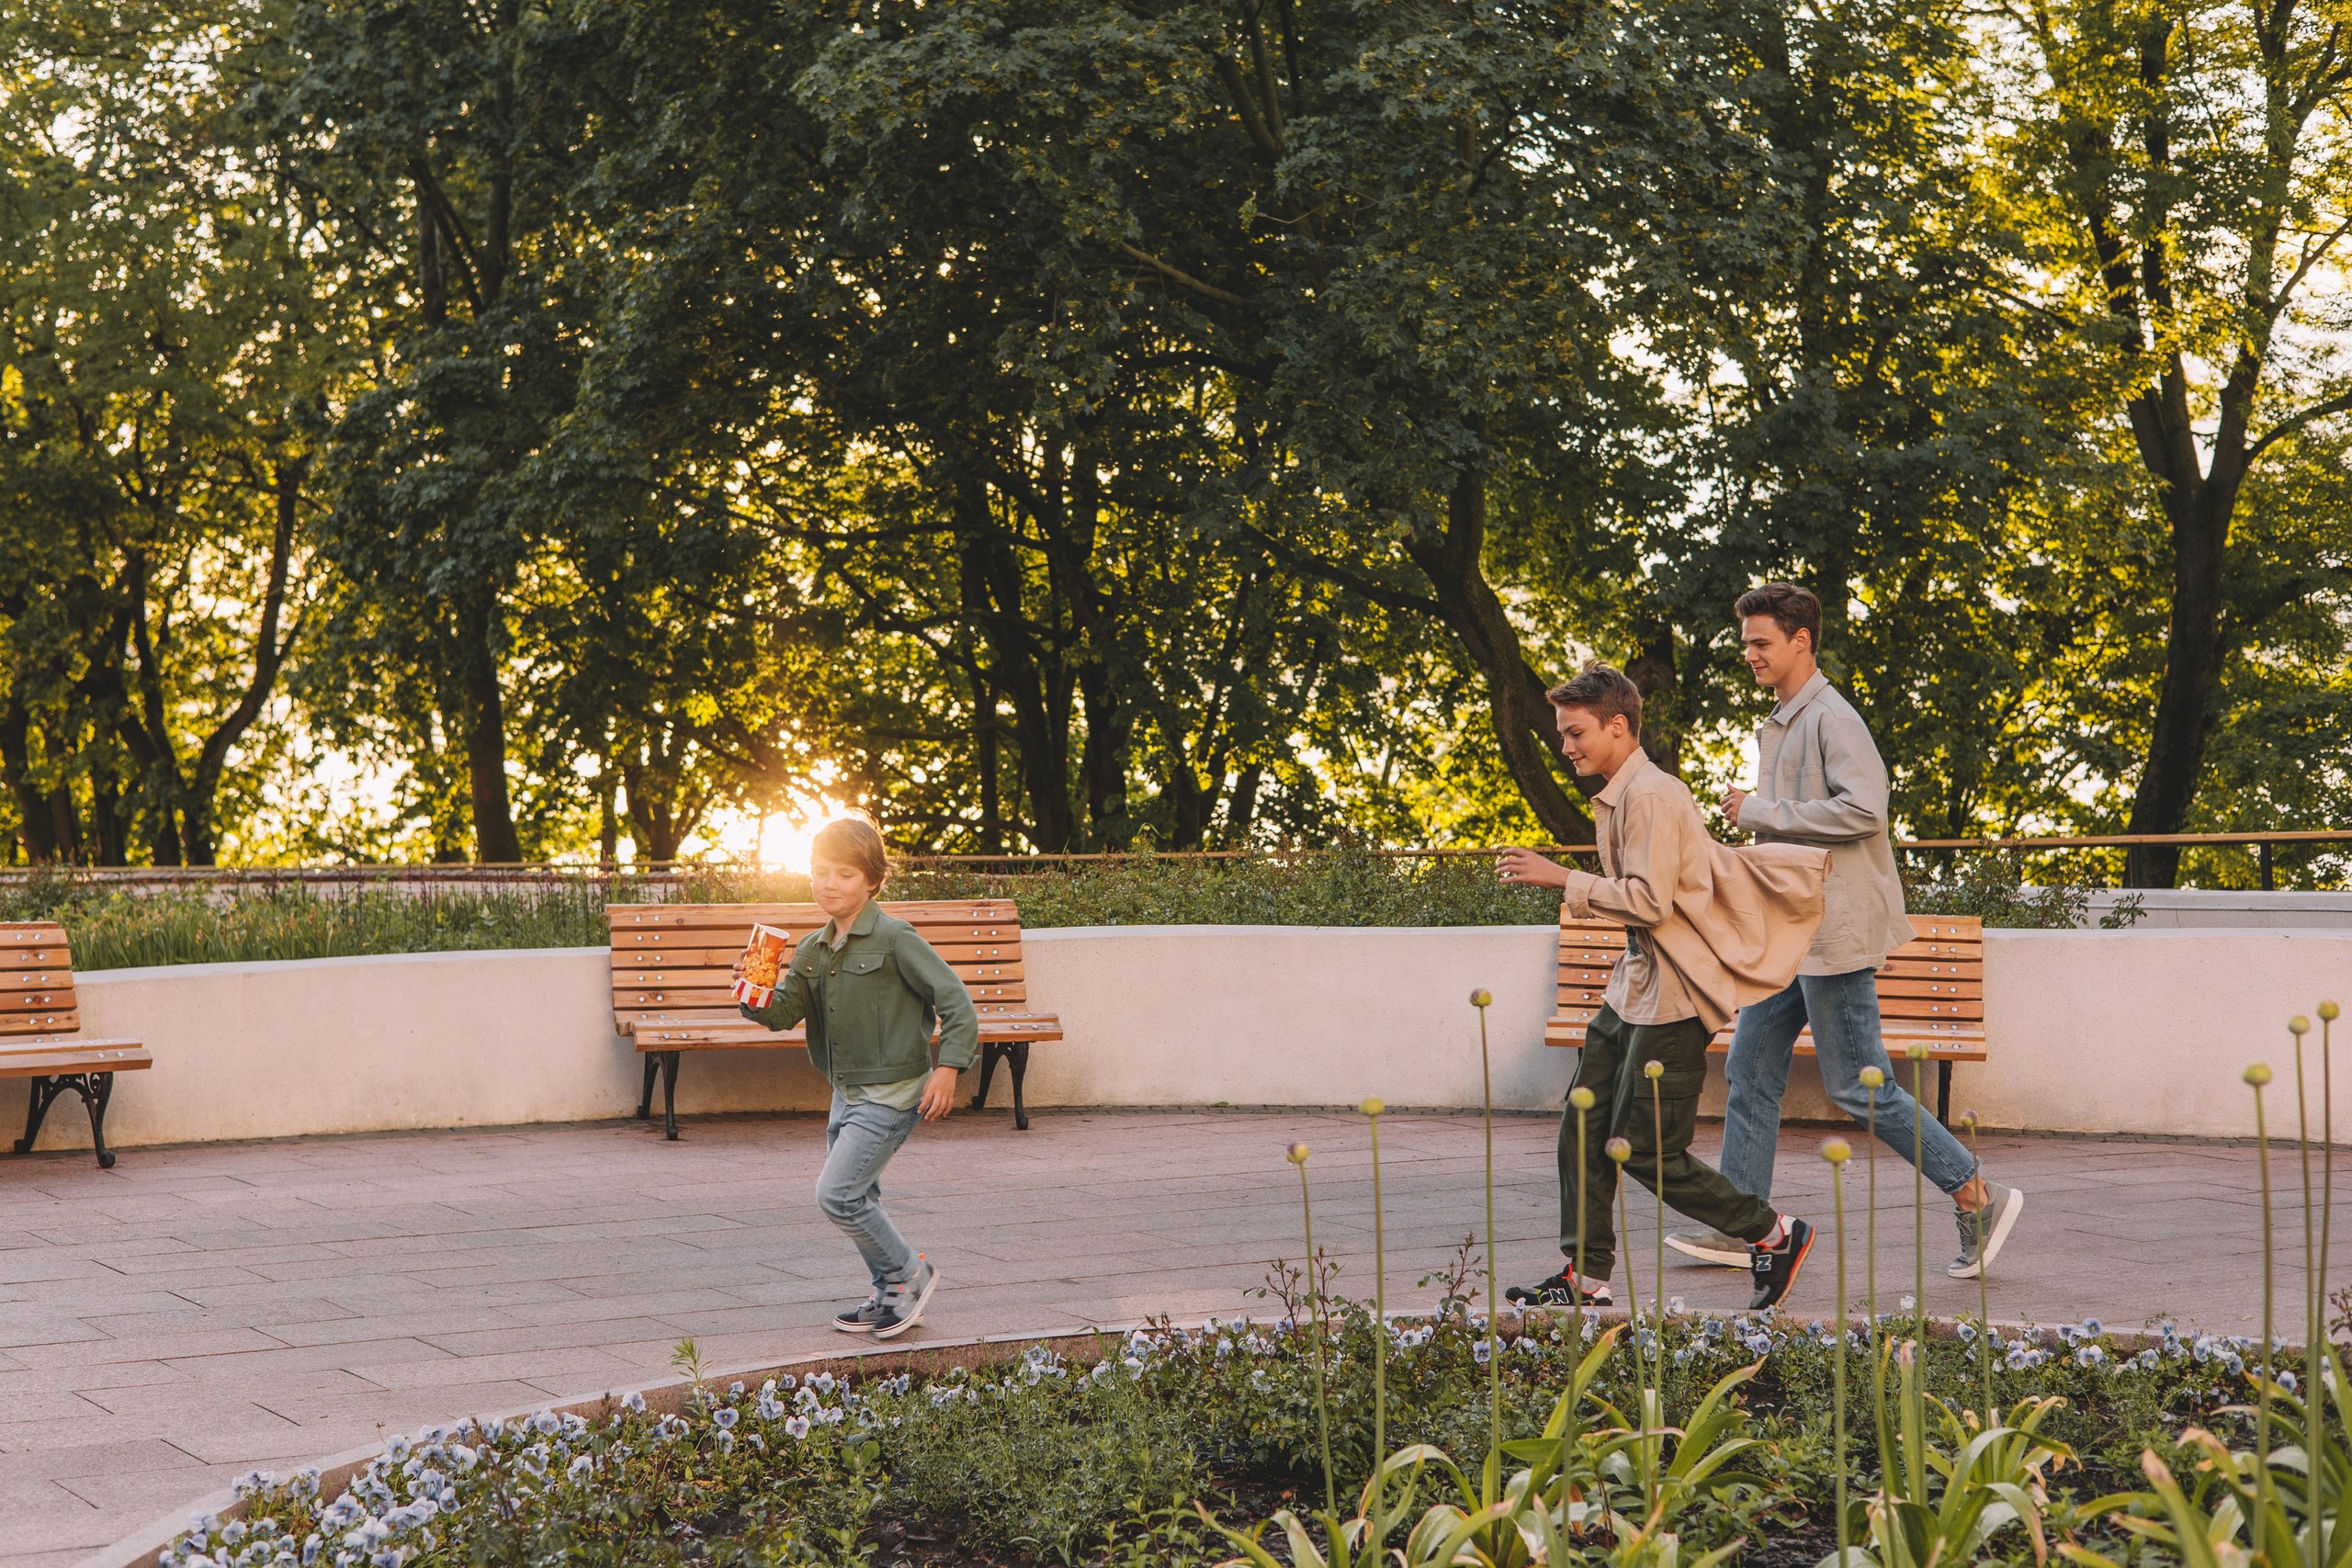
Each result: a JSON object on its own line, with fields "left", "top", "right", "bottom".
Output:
{"left": 607, "top": 939, "right": 1025, "bottom": 965}
{"left": 0, "top": 948, "right": 74, "bottom": 974}
{"left": 0, "top": 922, "right": 69, "bottom": 945}
{"left": 611, "top": 898, "right": 1017, "bottom": 926}
{"left": 0, "top": 1044, "right": 153, "bottom": 1079}
{"left": 0, "top": 972, "right": 74, "bottom": 996}
{"left": 0, "top": 1011, "right": 82, "bottom": 1035}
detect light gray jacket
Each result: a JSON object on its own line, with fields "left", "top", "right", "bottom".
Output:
{"left": 1737, "top": 672, "right": 1915, "bottom": 975}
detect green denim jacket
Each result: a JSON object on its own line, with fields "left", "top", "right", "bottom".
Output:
{"left": 739, "top": 903, "right": 980, "bottom": 1087}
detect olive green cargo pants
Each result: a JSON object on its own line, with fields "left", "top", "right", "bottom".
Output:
{"left": 1558, "top": 1004, "right": 1777, "bottom": 1280}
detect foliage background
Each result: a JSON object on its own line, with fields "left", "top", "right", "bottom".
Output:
{"left": 3, "top": 0, "right": 2346, "bottom": 886}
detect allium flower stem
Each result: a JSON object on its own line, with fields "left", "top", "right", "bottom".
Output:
{"left": 1824, "top": 1140, "right": 1852, "bottom": 1568}
{"left": 1287, "top": 1145, "right": 1336, "bottom": 1517}
{"left": 2248, "top": 1062, "right": 2278, "bottom": 1536}
{"left": 1647, "top": 1058, "right": 1668, "bottom": 1414}
{"left": 1363, "top": 1098, "right": 1387, "bottom": 1508}
{"left": 1474, "top": 991, "right": 1500, "bottom": 1481}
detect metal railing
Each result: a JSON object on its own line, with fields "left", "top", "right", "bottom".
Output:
{"left": 0, "top": 830, "right": 2348, "bottom": 891}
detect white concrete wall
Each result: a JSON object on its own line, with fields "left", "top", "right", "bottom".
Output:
{"left": 2085, "top": 887, "right": 2352, "bottom": 930}
{"left": 5, "top": 925, "right": 2346, "bottom": 1152}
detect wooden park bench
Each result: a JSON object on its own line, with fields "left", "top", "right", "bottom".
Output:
{"left": 608, "top": 901, "right": 1063, "bottom": 1138}
{"left": 1544, "top": 913, "right": 1986, "bottom": 1123}
{"left": 1, "top": 922, "right": 151, "bottom": 1168}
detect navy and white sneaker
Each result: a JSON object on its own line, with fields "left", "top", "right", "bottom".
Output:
{"left": 871, "top": 1257, "right": 938, "bottom": 1341}
{"left": 1506, "top": 1268, "right": 1613, "bottom": 1308}
{"left": 831, "top": 1296, "right": 885, "bottom": 1335}
{"left": 1748, "top": 1218, "right": 1815, "bottom": 1310}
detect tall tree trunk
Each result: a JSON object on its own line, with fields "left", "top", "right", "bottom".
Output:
{"left": 1078, "top": 662, "right": 1132, "bottom": 849}
{"left": 457, "top": 592, "right": 523, "bottom": 863}
{"left": 0, "top": 696, "right": 57, "bottom": 863}
{"left": 956, "top": 483, "right": 1075, "bottom": 852}
{"left": 2123, "top": 484, "right": 2233, "bottom": 887}
{"left": 1400, "top": 468, "right": 1592, "bottom": 842}
{"left": 178, "top": 460, "right": 303, "bottom": 864}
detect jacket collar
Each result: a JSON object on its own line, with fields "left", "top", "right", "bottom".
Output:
{"left": 823, "top": 899, "right": 884, "bottom": 946}
{"left": 1592, "top": 746, "right": 1653, "bottom": 809}
{"left": 1767, "top": 671, "right": 1831, "bottom": 727}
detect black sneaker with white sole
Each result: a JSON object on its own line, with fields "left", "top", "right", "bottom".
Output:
{"left": 831, "top": 1297, "right": 884, "bottom": 1335}
{"left": 1748, "top": 1218, "right": 1815, "bottom": 1310}
{"left": 1505, "top": 1268, "right": 1613, "bottom": 1308}
{"left": 871, "top": 1257, "right": 938, "bottom": 1341}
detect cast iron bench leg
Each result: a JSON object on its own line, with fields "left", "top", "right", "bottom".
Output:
{"left": 14, "top": 1073, "right": 118, "bottom": 1169}
{"left": 1008, "top": 1042, "right": 1031, "bottom": 1132}
{"left": 970, "top": 1042, "right": 1004, "bottom": 1111}
{"left": 658, "top": 1052, "right": 682, "bottom": 1140}
{"left": 1937, "top": 1061, "right": 1952, "bottom": 1128}
{"left": 638, "top": 1055, "right": 660, "bottom": 1121}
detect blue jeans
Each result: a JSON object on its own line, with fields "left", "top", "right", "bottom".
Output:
{"left": 1718, "top": 969, "right": 1978, "bottom": 1202}
{"left": 818, "top": 1091, "right": 922, "bottom": 1293}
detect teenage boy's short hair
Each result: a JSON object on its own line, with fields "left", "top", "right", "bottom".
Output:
{"left": 1734, "top": 582, "right": 1823, "bottom": 652}
{"left": 1544, "top": 664, "right": 1643, "bottom": 738}
{"left": 811, "top": 817, "right": 890, "bottom": 886}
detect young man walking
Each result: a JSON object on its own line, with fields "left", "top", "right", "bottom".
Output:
{"left": 1498, "top": 665, "right": 1832, "bottom": 1312}
{"left": 1667, "top": 583, "right": 2025, "bottom": 1280}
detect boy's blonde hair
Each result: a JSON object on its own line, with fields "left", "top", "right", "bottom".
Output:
{"left": 810, "top": 817, "right": 889, "bottom": 887}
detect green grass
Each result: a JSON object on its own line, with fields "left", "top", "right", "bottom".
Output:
{"left": 1, "top": 850, "right": 2105, "bottom": 971}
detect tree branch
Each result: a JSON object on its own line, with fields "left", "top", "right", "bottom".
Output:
{"left": 1114, "top": 241, "right": 1247, "bottom": 308}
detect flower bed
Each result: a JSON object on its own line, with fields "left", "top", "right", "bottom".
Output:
{"left": 157, "top": 1306, "right": 2300, "bottom": 1568}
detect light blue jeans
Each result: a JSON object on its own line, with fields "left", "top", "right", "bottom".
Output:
{"left": 1718, "top": 968, "right": 1978, "bottom": 1202}
{"left": 819, "top": 1091, "right": 922, "bottom": 1293}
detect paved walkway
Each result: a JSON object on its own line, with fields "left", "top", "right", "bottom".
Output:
{"left": 0, "top": 1109, "right": 2312, "bottom": 1565}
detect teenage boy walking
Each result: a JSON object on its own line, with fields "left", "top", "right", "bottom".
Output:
{"left": 1498, "top": 665, "right": 1831, "bottom": 1312}
{"left": 1666, "top": 584, "right": 2025, "bottom": 1280}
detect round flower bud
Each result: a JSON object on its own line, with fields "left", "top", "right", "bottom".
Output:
{"left": 1286, "top": 1142, "right": 1311, "bottom": 1164}
{"left": 1605, "top": 1136, "right": 1633, "bottom": 1163}
{"left": 2245, "top": 1063, "right": 2274, "bottom": 1087}
{"left": 1469, "top": 988, "right": 1493, "bottom": 1008}
{"left": 1360, "top": 1097, "right": 1385, "bottom": 1118}
{"left": 1859, "top": 1066, "right": 1884, "bottom": 1089}
{"left": 2321, "top": 1000, "right": 2341, "bottom": 1021}
{"left": 1957, "top": 1109, "right": 1979, "bottom": 1130}
{"left": 1568, "top": 1087, "right": 1596, "bottom": 1111}
{"left": 2291, "top": 1015, "right": 2312, "bottom": 1036}
{"left": 1905, "top": 1043, "right": 1930, "bottom": 1061}
{"left": 1821, "top": 1139, "right": 1852, "bottom": 1164}
{"left": 1644, "top": 1060, "right": 1665, "bottom": 1079}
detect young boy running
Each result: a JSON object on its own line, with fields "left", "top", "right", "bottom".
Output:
{"left": 1666, "top": 584, "right": 2025, "bottom": 1280}
{"left": 1498, "top": 666, "right": 1831, "bottom": 1311}
{"left": 734, "top": 818, "right": 978, "bottom": 1339}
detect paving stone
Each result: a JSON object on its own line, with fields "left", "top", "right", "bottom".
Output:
{"left": 0, "top": 1110, "right": 2338, "bottom": 1559}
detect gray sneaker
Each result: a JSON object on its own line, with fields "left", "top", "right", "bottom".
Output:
{"left": 871, "top": 1256, "right": 938, "bottom": 1341}
{"left": 831, "top": 1295, "right": 885, "bottom": 1335}
{"left": 1665, "top": 1228, "right": 1752, "bottom": 1269}
{"left": 1949, "top": 1183, "right": 2025, "bottom": 1279}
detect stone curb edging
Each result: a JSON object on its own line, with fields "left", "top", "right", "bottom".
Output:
{"left": 68, "top": 1306, "right": 2246, "bottom": 1568}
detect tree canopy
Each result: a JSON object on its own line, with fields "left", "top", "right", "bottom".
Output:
{"left": 3, "top": 0, "right": 2347, "bottom": 884}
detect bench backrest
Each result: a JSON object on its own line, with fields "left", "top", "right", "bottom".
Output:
{"left": 0, "top": 923, "right": 81, "bottom": 1037}
{"left": 607, "top": 901, "right": 1028, "bottom": 1030}
{"left": 1555, "top": 911, "right": 1984, "bottom": 1039}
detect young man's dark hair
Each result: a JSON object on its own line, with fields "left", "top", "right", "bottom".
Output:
{"left": 1545, "top": 663, "right": 1643, "bottom": 736}
{"left": 1733, "top": 583, "right": 1822, "bottom": 653}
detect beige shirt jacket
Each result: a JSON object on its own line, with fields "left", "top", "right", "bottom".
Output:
{"left": 1739, "top": 672, "right": 1916, "bottom": 976}
{"left": 1561, "top": 749, "right": 1833, "bottom": 1032}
